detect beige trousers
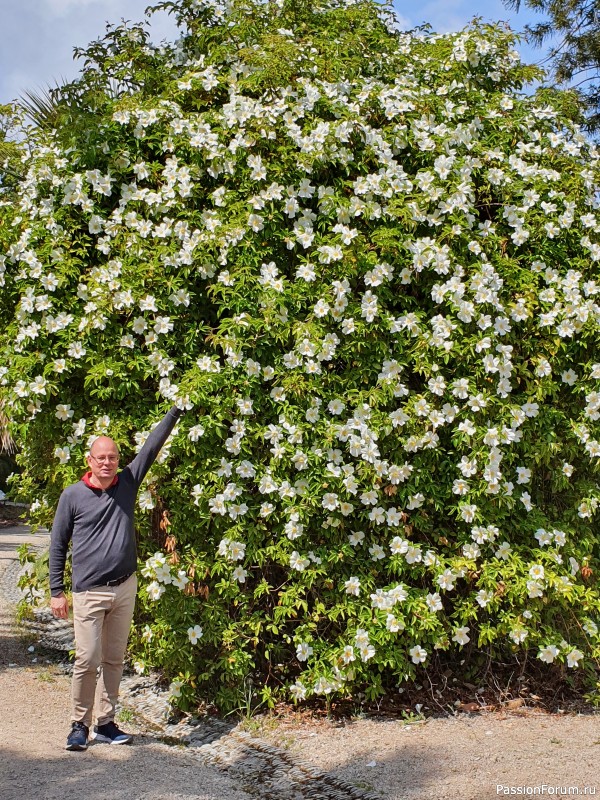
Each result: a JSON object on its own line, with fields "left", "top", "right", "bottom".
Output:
{"left": 71, "top": 574, "right": 137, "bottom": 728}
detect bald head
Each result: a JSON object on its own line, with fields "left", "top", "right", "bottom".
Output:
{"left": 89, "top": 436, "right": 119, "bottom": 458}
{"left": 87, "top": 436, "right": 120, "bottom": 488}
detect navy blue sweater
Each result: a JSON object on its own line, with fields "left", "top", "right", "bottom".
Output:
{"left": 49, "top": 407, "right": 182, "bottom": 596}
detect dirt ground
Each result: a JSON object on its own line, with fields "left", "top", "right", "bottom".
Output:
{"left": 255, "top": 710, "right": 599, "bottom": 800}
{"left": 0, "top": 510, "right": 598, "bottom": 800}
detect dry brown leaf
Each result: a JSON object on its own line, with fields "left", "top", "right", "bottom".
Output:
{"left": 457, "top": 702, "right": 480, "bottom": 713}
{"left": 504, "top": 698, "right": 525, "bottom": 710}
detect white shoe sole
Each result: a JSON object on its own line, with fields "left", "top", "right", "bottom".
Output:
{"left": 91, "top": 732, "right": 133, "bottom": 745}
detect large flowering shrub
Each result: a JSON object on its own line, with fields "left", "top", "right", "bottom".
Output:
{"left": 2, "top": 0, "right": 600, "bottom": 710}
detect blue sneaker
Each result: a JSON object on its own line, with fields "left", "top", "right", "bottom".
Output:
{"left": 92, "top": 721, "right": 133, "bottom": 745}
{"left": 66, "top": 721, "right": 89, "bottom": 751}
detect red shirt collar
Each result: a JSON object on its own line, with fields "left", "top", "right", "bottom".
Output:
{"left": 82, "top": 471, "right": 119, "bottom": 489}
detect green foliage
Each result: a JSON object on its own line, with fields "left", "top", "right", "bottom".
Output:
{"left": 0, "top": 103, "right": 25, "bottom": 190}
{"left": 2, "top": 0, "right": 600, "bottom": 710}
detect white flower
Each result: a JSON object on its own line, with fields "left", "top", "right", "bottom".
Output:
{"left": 322, "top": 493, "right": 339, "bottom": 511}
{"left": 147, "top": 581, "right": 165, "bottom": 601}
{"left": 534, "top": 528, "right": 552, "bottom": 547}
{"left": 68, "top": 342, "right": 86, "bottom": 359}
{"left": 154, "top": 563, "right": 173, "bottom": 584}
{"left": 188, "top": 424, "right": 205, "bottom": 441}
{"left": 437, "top": 570, "right": 456, "bottom": 591}
{"left": 405, "top": 545, "right": 422, "bottom": 564}
{"left": 270, "top": 386, "right": 286, "bottom": 402}
{"left": 359, "top": 644, "right": 376, "bottom": 662}
{"left": 29, "top": 376, "right": 47, "bottom": 395}
{"left": 566, "top": 649, "right": 584, "bottom": 668}
{"left": 328, "top": 399, "right": 345, "bottom": 415}
{"left": 172, "top": 570, "right": 189, "bottom": 591}
{"left": 341, "top": 645, "right": 356, "bottom": 663}
{"left": 538, "top": 644, "right": 559, "bottom": 663}
{"left": 409, "top": 645, "right": 427, "bottom": 664}
{"left": 187, "top": 624, "right": 203, "bottom": 644}
{"left": 452, "top": 478, "right": 469, "bottom": 495}
{"left": 476, "top": 589, "right": 493, "bottom": 607}
{"left": 289, "top": 680, "right": 307, "bottom": 701}
{"left": 386, "top": 614, "right": 404, "bottom": 633}
{"left": 296, "top": 642, "right": 313, "bottom": 661}
{"left": 314, "top": 299, "right": 330, "bottom": 318}
{"left": 520, "top": 491, "right": 533, "bottom": 511}
{"left": 452, "top": 626, "right": 470, "bottom": 646}
{"left": 462, "top": 543, "right": 480, "bottom": 560}
{"left": 138, "top": 490, "right": 155, "bottom": 510}
{"left": 290, "top": 551, "right": 309, "bottom": 571}
{"left": 355, "top": 628, "right": 370, "bottom": 647}
{"left": 55, "top": 403, "right": 73, "bottom": 421}
{"left": 426, "top": 592, "right": 443, "bottom": 612}
{"left": 237, "top": 397, "right": 254, "bottom": 415}
{"left": 509, "top": 627, "right": 528, "bottom": 644}
{"left": 221, "top": 539, "right": 245, "bottom": 561}
{"left": 344, "top": 576, "right": 361, "bottom": 596}
{"left": 529, "top": 564, "right": 545, "bottom": 581}
{"left": 169, "top": 678, "right": 184, "bottom": 698}
{"left": 348, "top": 530, "right": 365, "bottom": 547}
{"left": 561, "top": 369, "right": 578, "bottom": 386}
{"left": 369, "top": 544, "right": 385, "bottom": 561}
{"left": 495, "top": 542, "right": 512, "bottom": 560}
{"left": 54, "top": 446, "right": 70, "bottom": 463}
{"left": 232, "top": 566, "right": 247, "bottom": 583}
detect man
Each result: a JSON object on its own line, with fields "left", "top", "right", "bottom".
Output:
{"left": 50, "top": 405, "right": 183, "bottom": 751}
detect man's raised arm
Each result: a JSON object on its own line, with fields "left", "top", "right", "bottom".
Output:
{"left": 127, "top": 406, "right": 184, "bottom": 487}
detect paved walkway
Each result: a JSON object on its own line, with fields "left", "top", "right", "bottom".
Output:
{"left": 0, "top": 522, "right": 49, "bottom": 556}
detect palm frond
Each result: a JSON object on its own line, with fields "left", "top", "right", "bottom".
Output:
{"left": 18, "top": 86, "right": 63, "bottom": 131}
{"left": 0, "top": 405, "right": 15, "bottom": 454}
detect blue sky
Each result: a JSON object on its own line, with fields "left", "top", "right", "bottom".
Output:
{"left": 0, "top": 0, "right": 549, "bottom": 105}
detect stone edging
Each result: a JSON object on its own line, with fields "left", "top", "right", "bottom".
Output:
{"left": 0, "top": 549, "right": 381, "bottom": 800}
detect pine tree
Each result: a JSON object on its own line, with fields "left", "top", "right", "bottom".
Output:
{"left": 506, "top": 0, "right": 600, "bottom": 130}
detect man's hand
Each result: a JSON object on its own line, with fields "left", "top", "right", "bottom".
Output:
{"left": 50, "top": 593, "right": 69, "bottom": 619}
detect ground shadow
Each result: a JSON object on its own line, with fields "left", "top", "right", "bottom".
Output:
{"left": 0, "top": 734, "right": 252, "bottom": 800}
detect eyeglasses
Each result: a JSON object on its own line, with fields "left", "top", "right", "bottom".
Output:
{"left": 89, "top": 455, "right": 119, "bottom": 464}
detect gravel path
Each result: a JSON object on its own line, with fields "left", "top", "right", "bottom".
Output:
{"left": 1, "top": 521, "right": 599, "bottom": 800}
